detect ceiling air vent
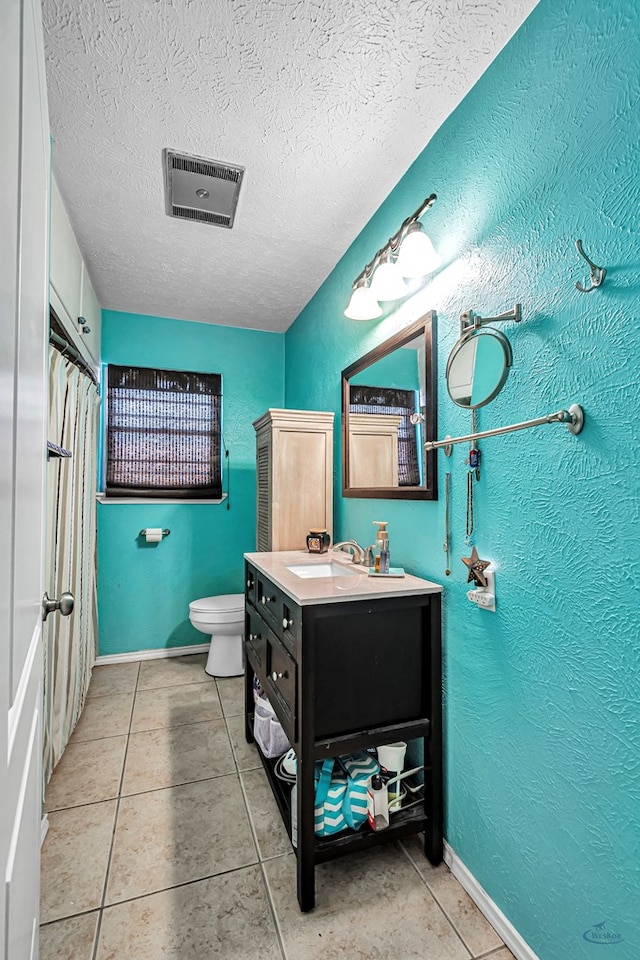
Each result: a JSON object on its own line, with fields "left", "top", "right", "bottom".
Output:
{"left": 163, "top": 149, "right": 244, "bottom": 228}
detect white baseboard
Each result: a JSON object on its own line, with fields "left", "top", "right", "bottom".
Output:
{"left": 443, "top": 841, "right": 539, "bottom": 960}
{"left": 95, "top": 643, "right": 210, "bottom": 665}
{"left": 40, "top": 814, "right": 49, "bottom": 847}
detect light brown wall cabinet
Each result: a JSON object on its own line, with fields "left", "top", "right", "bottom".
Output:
{"left": 253, "top": 409, "right": 334, "bottom": 551}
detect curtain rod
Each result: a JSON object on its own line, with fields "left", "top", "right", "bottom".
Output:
{"left": 49, "top": 327, "right": 99, "bottom": 387}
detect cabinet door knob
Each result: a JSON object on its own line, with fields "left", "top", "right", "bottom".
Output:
{"left": 282, "top": 617, "right": 293, "bottom": 629}
{"left": 261, "top": 595, "right": 273, "bottom": 604}
{"left": 246, "top": 579, "right": 253, "bottom": 588}
{"left": 271, "top": 670, "right": 287, "bottom": 682}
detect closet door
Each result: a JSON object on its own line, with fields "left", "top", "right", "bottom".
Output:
{"left": 1, "top": 0, "right": 50, "bottom": 956}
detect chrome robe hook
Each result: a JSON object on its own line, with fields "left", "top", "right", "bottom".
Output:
{"left": 575, "top": 239, "right": 606, "bottom": 293}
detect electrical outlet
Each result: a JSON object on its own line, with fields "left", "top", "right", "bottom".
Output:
{"left": 466, "top": 570, "right": 496, "bottom": 612}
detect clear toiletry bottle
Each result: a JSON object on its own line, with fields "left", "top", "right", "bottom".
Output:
{"left": 372, "top": 521, "right": 389, "bottom": 573}
{"left": 380, "top": 535, "right": 390, "bottom": 574}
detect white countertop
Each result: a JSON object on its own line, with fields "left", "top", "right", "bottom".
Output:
{"left": 244, "top": 550, "right": 442, "bottom": 606}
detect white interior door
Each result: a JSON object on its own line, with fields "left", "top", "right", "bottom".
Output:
{"left": 1, "top": 0, "right": 51, "bottom": 957}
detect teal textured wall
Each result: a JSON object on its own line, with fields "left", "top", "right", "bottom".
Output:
{"left": 98, "top": 310, "right": 284, "bottom": 655}
{"left": 285, "top": 1, "right": 639, "bottom": 957}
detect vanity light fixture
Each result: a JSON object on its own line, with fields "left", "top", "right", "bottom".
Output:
{"left": 343, "top": 279, "right": 383, "bottom": 320}
{"left": 395, "top": 221, "right": 441, "bottom": 277}
{"left": 344, "top": 193, "right": 439, "bottom": 320}
{"left": 369, "top": 249, "right": 410, "bottom": 301}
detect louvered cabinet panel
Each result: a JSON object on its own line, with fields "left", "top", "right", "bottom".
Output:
{"left": 252, "top": 409, "right": 334, "bottom": 552}
{"left": 256, "top": 439, "right": 271, "bottom": 552}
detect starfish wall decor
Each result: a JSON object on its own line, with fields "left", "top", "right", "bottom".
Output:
{"left": 461, "top": 545, "right": 491, "bottom": 587}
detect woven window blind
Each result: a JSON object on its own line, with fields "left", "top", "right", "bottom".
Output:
{"left": 349, "top": 385, "right": 420, "bottom": 486}
{"left": 106, "top": 365, "right": 222, "bottom": 498}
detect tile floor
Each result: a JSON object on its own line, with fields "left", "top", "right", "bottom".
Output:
{"left": 40, "top": 653, "right": 515, "bottom": 960}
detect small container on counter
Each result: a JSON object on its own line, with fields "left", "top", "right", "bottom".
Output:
{"left": 306, "top": 528, "right": 331, "bottom": 553}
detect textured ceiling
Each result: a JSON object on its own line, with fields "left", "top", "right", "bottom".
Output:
{"left": 42, "top": 0, "right": 538, "bottom": 333}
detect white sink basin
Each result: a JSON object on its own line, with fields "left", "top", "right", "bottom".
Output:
{"left": 286, "top": 562, "right": 358, "bottom": 579}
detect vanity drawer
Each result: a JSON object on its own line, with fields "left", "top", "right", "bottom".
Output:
{"left": 265, "top": 632, "right": 296, "bottom": 743}
{"left": 245, "top": 608, "right": 267, "bottom": 683}
{"left": 244, "top": 562, "right": 258, "bottom": 608}
{"left": 281, "top": 597, "right": 300, "bottom": 654}
{"left": 255, "top": 573, "right": 281, "bottom": 635}
{"left": 253, "top": 571, "right": 299, "bottom": 656}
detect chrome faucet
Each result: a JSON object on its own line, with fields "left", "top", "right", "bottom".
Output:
{"left": 332, "top": 540, "right": 369, "bottom": 565}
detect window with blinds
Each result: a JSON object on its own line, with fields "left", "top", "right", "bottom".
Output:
{"left": 349, "top": 385, "right": 420, "bottom": 486}
{"left": 105, "top": 365, "right": 222, "bottom": 499}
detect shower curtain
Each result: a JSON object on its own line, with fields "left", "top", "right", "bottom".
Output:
{"left": 43, "top": 344, "right": 100, "bottom": 784}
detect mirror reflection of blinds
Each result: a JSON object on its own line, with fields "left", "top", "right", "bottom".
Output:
{"left": 106, "top": 365, "right": 222, "bottom": 498}
{"left": 349, "top": 385, "right": 420, "bottom": 487}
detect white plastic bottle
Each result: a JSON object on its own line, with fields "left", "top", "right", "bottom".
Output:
{"left": 367, "top": 774, "right": 389, "bottom": 831}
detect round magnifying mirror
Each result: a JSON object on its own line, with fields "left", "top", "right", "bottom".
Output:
{"left": 446, "top": 327, "right": 513, "bottom": 408}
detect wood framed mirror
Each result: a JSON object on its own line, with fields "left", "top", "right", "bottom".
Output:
{"left": 341, "top": 312, "right": 438, "bottom": 500}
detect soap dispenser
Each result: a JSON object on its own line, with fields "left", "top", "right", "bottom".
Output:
{"left": 372, "top": 521, "right": 389, "bottom": 574}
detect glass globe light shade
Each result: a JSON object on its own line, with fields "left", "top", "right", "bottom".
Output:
{"left": 369, "top": 260, "right": 409, "bottom": 300}
{"left": 396, "top": 227, "right": 441, "bottom": 277}
{"left": 344, "top": 284, "right": 383, "bottom": 320}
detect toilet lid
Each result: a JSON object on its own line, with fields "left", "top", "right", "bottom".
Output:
{"left": 189, "top": 594, "right": 244, "bottom": 615}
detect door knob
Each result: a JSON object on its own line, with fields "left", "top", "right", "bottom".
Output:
{"left": 42, "top": 591, "right": 74, "bottom": 621}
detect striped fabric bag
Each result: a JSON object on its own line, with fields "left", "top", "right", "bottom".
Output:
{"left": 314, "top": 752, "right": 380, "bottom": 837}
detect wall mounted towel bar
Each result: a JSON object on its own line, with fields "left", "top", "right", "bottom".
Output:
{"left": 425, "top": 404, "right": 584, "bottom": 455}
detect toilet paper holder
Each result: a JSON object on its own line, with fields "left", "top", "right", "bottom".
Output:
{"left": 139, "top": 528, "right": 171, "bottom": 539}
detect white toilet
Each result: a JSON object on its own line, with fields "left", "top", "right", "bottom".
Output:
{"left": 188, "top": 594, "right": 244, "bottom": 677}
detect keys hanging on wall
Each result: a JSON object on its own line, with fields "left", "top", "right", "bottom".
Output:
{"left": 469, "top": 446, "right": 481, "bottom": 481}
{"left": 468, "top": 408, "right": 481, "bottom": 481}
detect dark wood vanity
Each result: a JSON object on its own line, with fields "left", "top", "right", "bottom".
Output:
{"left": 243, "top": 550, "right": 443, "bottom": 911}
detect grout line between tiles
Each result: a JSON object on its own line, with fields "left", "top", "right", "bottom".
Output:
{"left": 135, "top": 674, "right": 218, "bottom": 694}
{"left": 218, "top": 683, "right": 250, "bottom": 775}
{"left": 39, "top": 905, "right": 100, "bottom": 928}
{"left": 45, "top": 792, "right": 123, "bottom": 815}
{"left": 474, "top": 947, "right": 512, "bottom": 959}
{"left": 99, "top": 860, "right": 265, "bottom": 912}
{"left": 128, "top": 714, "right": 228, "bottom": 737}
{"left": 398, "top": 839, "right": 474, "bottom": 959}
{"left": 234, "top": 738, "right": 288, "bottom": 960}
{"left": 258, "top": 860, "right": 289, "bottom": 960}
{"left": 89, "top": 677, "right": 215, "bottom": 699}
{"left": 119, "top": 769, "right": 239, "bottom": 801}
{"left": 90, "top": 660, "right": 140, "bottom": 960}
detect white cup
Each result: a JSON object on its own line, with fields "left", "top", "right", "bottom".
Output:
{"left": 378, "top": 742, "right": 407, "bottom": 805}
{"left": 377, "top": 741, "right": 407, "bottom": 775}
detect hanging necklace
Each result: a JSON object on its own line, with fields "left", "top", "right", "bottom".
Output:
{"left": 466, "top": 470, "right": 474, "bottom": 541}
{"left": 443, "top": 471, "right": 451, "bottom": 575}
{"left": 465, "top": 409, "right": 479, "bottom": 544}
